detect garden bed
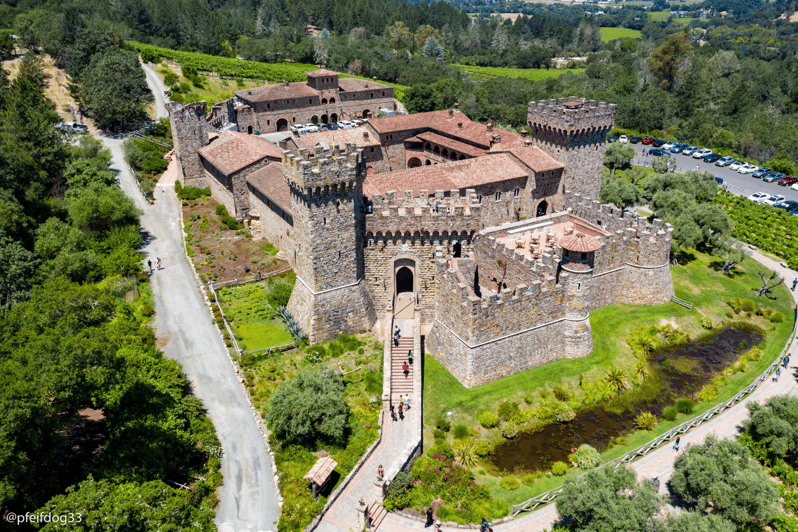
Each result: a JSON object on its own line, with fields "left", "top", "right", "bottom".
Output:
{"left": 420, "top": 247, "right": 794, "bottom": 514}
{"left": 181, "top": 194, "right": 289, "bottom": 284}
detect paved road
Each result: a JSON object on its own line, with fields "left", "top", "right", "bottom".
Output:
{"left": 141, "top": 61, "right": 170, "bottom": 119}
{"left": 627, "top": 143, "right": 798, "bottom": 202}
{"left": 100, "top": 64, "right": 281, "bottom": 530}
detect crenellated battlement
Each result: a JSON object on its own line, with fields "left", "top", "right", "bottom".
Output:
{"left": 281, "top": 143, "right": 364, "bottom": 192}
{"left": 366, "top": 188, "right": 482, "bottom": 235}
{"left": 526, "top": 97, "right": 617, "bottom": 132}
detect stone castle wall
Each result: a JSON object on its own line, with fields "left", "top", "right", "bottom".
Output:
{"left": 246, "top": 97, "right": 396, "bottom": 133}
{"left": 168, "top": 101, "right": 210, "bottom": 187}
{"left": 246, "top": 185, "right": 294, "bottom": 257}
{"left": 527, "top": 98, "right": 616, "bottom": 201}
{"left": 427, "top": 259, "right": 586, "bottom": 388}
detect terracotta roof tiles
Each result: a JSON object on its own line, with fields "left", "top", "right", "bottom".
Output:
{"left": 286, "top": 127, "right": 380, "bottom": 151}
{"left": 246, "top": 163, "right": 292, "bottom": 215}
{"left": 199, "top": 131, "right": 282, "bottom": 175}
{"left": 304, "top": 456, "right": 337, "bottom": 485}
{"left": 559, "top": 232, "right": 603, "bottom": 252}
{"left": 337, "top": 78, "right": 391, "bottom": 92}
{"left": 363, "top": 153, "right": 529, "bottom": 197}
{"left": 505, "top": 146, "right": 564, "bottom": 173}
{"left": 411, "top": 131, "right": 486, "bottom": 157}
{"left": 235, "top": 82, "right": 318, "bottom": 103}
{"left": 306, "top": 69, "right": 339, "bottom": 77}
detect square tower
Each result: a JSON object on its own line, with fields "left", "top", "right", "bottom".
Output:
{"left": 167, "top": 101, "right": 210, "bottom": 186}
{"left": 283, "top": 144, "right": 376, "bottom": 343}
{"left": 526, "top": 98, "right": 616, "bottom": 200}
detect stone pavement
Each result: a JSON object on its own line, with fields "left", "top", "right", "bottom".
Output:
{"left": 315, "top": 317, "right": 420, "bottom": 532}
{"left": 374, "top": 246, "right": 798, "bottom": 532}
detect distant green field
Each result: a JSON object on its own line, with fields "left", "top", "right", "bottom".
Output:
{"left": 452, "top": 64, "right": 586, "bottom": 81}
{"left": 600, "top": 27, "right": 643, "bottom": 42}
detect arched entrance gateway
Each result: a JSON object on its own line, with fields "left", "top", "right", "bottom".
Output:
{"left": 407, "top": 157, "right": 422, "bottom": 168}
{"left": 276, "top": 118, "right": 288, "bottom": 131}
{"left": 396, "top": 267, "right": 413, "bottom": 294}
{"left": 536, "top": 200, "right": 549, "bottom": 217}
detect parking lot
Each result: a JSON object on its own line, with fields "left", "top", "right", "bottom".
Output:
{"left": 626, "top": 143, "right": 798, "bottom": 203}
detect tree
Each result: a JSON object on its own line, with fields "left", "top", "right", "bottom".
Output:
{"left": 605, "top": 367, "right": 628, "bottom": 393}
{"left": 718, "top": 238, "right": 744, "bottom": 275}
{"left": 64, "top": 159, "right": 116, "bottom": 190}
{"left": 670, "top": 436, "right": 778, "bottom": 527}
{"left": 34, "top": 217, "right": 101, "bottom": 283}
{"left": 600, "top": 178, "right": 641, "bottom": 209}
{"left": 267, "top": 369, "right": 349, "bottom": 443}
{"left": 647, "top": 32, "right": 690, "bottom": 91}
{"left": 660, "top": 511, "right": 735, "bottom": 532}
{"left": 756, "top": 270, "right": 783, "bottom": 297}
{"left": 36, "top": 478, "right": 215, "bottom": 531}
{"left": 422, "top": 37, "right": 444, "bottom": 63}
{"left": 604, "top": 143, "right": 636, "bottom": 175}
{"left": 66, "top": 182, "right": 141, "bottom": 236}
{"left": 414, "top": 25, "right": 441, "bottom": 51}
{"left": 556, "top": 465, "right": 659, "bottom": 532}
{"left": 75, "top": 48, "right": 152, "bottom": 129}
{"left": 385, "top": 21, "right": 411, "bottom": 49}
{"left": 652, "top": 154, "right": 675, "bottom": 174}
{"left": 743, "top": 395, "right": 798, "bottom": 459}
{"left": 0, "top": 236, "right": 38, "bottom": 311}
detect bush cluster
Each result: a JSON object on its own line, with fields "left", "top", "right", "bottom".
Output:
{"left": 175, "top": 180, "right": 211, "bottom": 200}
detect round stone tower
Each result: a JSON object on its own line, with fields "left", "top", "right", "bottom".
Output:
{"left": 526, "top": 97, "right": 616, "bottom": 201}
{"left": 559, "top": 232, "right": 602, "bottom": 357}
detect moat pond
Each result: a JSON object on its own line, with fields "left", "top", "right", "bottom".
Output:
{"left": 491, "top": 326, "right": 763, "bottom": 472}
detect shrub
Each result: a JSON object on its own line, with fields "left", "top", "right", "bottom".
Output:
{"left": 452, "top": 424, "right": 469, "bottom": 440}
{"left": 635, "top": 411, "right": 658, "bottom": 430}
{"left": 266, "top": 282, "right": 293, "bottom": 307}
{"left": 614, "top": 436, "right": 628, "bottom": 446}
{"left": 552, "top": 385, "right": 572, "bottom": 402}
{"left": 770, "top": 311, "right": 784, "bottom": 323}
{"left": 433, "top": 429, "right": 446, "bottom": 442}
{"left": 500, "top": 476, "right": 520, "bottom": 490}
{"left": 383, "top": 471, "right": 413, "bottom": 511}
{"left": 501, "top": 422, "right": 518, "bottom": 439}
{"left": 740, "top": 299, "right": 756, "bottom": 313}
{"left": 700, "top": 316, "right": 713, "bottom": 329}
{"left": 498, "top": 400, "right": 520, "bottom": 421}
{"left": 676, "top": 398, "right": 695, "bottom": 414}
{"left": 521, "top": 474, "right": 536, "bottom": 486}
{"left": 479, "top": 410, "right": 499, "bottom": 429}
{"left": 663, "top": 406, "right": 678, "bottom": 421}
{"left": 429, "top": 442, "right": 453, "bottom": 459}
{"left": 140, "top": 303, "right": 155, "bottom": 317}
{"left": 473, "top": 440, "right": 493, "bottom": 457}
{"left": 551, "top": 462, "right": 568, "bottom": 476}
{"left": 574, "top": 444, "right": 601, "bottom": 469}
{"left": 436, "top": 418, "right": 451, "bottom": 432}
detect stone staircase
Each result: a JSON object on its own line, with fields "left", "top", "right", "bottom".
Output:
{"left": 366, "top": 501, "right": 387, "bottom": 530}
{"left": 390, "top": 328, "right": 414, "bottom": 405}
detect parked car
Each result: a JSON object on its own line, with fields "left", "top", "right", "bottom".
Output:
{"left": 778, "top": 176, "right": 798, "bottom": 186}
{"left": 763, "top": 194, "right": 786, "bottom": 206}
{"left": 651, "top": 139, "right": 665, "bottom": 147}
{"left": 660, "top": 141, "right": 674, "bottom": 150}
{"left": 704, "top": 154, "right": 722, "bottom": 163}
{"left": 738, "top": 163, "right": 758, "bottom": 174}
{"left": 681, "top": 146, "right": 699, "bottom": 156}
{"left": 714, "top": 176, "right": 724, "bottom": 185}
{"left": 791, "top": 182, "right": 798, "bottom": 192}
{"left": 715, "top": 156, "right": 734, "bottom": 167}
{"left": 648, "top": 148, "right": 667, "bottom": 156}
{"left": 607, "top": 135, "right": 617, "bottom": 143}
{"left": 774, "top": 200, "right": 798, "bottom": 211}
{"left": 630, "top": 135, "right": 642, "bottom": 144}
{"left": 693, "top": 148, "right": 712, "bottom": 159}
{"left": 619, "top": 135, "right": 628, "bottom": 144}
{"left": 747, "top": 192, "right": 770, "bottom": 203}
{"left": 728, "top": 161, "right": 743, "bottom": 171}
{"left": 763, "top": 172, "right": 785, "bottom": 183}
{"left": 752, "top": 167, "right": 772, "bottom": 178}
{"left": 642, "top": 137, "right": 655, "bottom": 145}
{"left": 670, "top": 143, "right": 688, "bottom": 153}
{"left": 56, "top": 121, "right": 88, "bottom": 133}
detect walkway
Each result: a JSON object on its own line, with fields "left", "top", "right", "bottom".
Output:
{"left": 101, "top": 138, "right": 280, "bottom": 531}
{"left": 376, "top": 246, "right": 798, "bottom": 532}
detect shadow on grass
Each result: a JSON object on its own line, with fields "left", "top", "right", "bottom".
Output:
{"left": 707, "top": 259, "right": 746, "bottom": 279}
{"left": 675, "top": 249, "right": 697, "bottom": 266}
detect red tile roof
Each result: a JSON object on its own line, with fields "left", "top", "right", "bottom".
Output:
{"left": 504, "top": 146, "right": 564, "bottom": 173}
{"left": 199, "top": 131, "right": 282, "bottom": 175}
{"left": 559, "top": 232, "right": 603, "bottom": 252}
{"left": 337, "top": 78, "right": 391, "bottom": 93}
{"left": 367, "top": 111, "right": 442, "bottom": 134}
{"left": 411, "top": 131, "right": 486, "bottom": 157}
{"left": 363, "top": 153, "right": 529, "bottom": 197}
{"left": 306, "top": 69, "right": 339, "bottom": 77}
{"left": 246, "top": 163, "right": 293, "bottom": 215}
{"left": 235, "top": 82, "right": 318, "bottom": 103}
{"left": 304, "top": 456, "right": 337, "bottom": 485}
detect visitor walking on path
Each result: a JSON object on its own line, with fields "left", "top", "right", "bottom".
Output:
{"left": 157, "top": 257, "right": 162, "bottom": 270}
{"left": 785, "top": 354, "right": 791, "bottom": 368}
{"left": 673, "top": 436, "right": 680, "bottom": 451}
{"left": 147, "top": 259, "right": 152, "bottom": 273}
{"left": 398, "top": 404, "right": 404, "bottom": 420}
{"left": 481, "top": 517, "right": 490, "bottom": 532}
{"left": 774, "top": 368, "right": 781, "bottom": 382}
{"left": 407, "top": 350, "right": 414, "bottom": 363}
{"left": 425, "top": 508, "right": 434, "bottom": 528}
{"left": 793, "top": 279, "right": 797, "bottom": 291}
{"left": 390, "top": 405, "right": 397, "bottom": 422}
{"left": 402, "top": 361, "right": 409, "bottom": 377}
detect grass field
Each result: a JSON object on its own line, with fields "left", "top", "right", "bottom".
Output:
{"left": 423, "top": 247, "right": 794, "bottom": 507}
{"left": 452, "top": 64, "right": 585, "bottom": 81}
{"left": 600, "top": 27, "right": 643, "bottom": 42}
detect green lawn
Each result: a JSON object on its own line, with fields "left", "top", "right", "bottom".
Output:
{"left": 423, "top": 247, "right": 794, "bottom": 506}
{"left": 599, "top": 27, "right": 643, "bottom": 42}
{"left": 217, "top": 281, "right": 295, "bottom": 352}
{"left": 452, "top": 64, "right": 585, "bottom": 81}
{"left": 235, "top": 321, "right": 293, "bottom": 351}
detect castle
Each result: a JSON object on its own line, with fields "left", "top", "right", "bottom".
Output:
{"left": 169, "top": 81, "right": 674, "bottom": 388}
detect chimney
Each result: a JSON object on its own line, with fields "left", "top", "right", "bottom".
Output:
{"left": 454, "top": 101, "right": 460, "bottom": 111}
{"left": 363, "top": 130, "right": 369, "bottom": 141}
{"left": 524, "top": 139, "right": 533, "bottom": 146}
{"left": 284, "top": 81, "right": 289, "bottom": 87}
{"left": 448, "top": 109, "right": 454, "bottom": 117}
{"left": 489, "top": 134, "right": 502, "bottom": 150}
{"left": 520, "top": 128, "right": 528, "bottom": 137}
{"left": 372, "top": 76, "right": 377, "bottom": 82}
{"left": 458, "top": 122, "right": 463, "bottom": 128}
{"left": 486, "top": 119, "right": 494, "bottom": 132}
